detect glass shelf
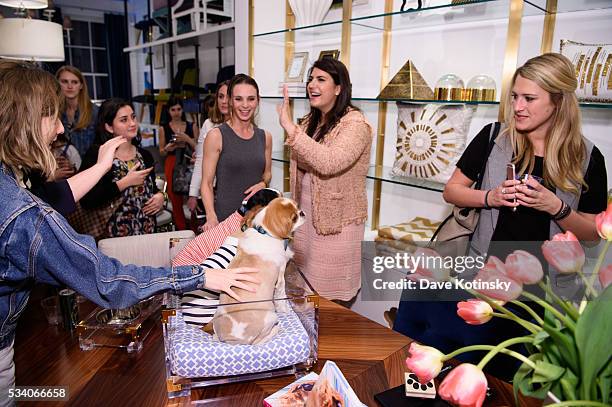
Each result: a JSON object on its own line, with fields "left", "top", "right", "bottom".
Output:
{"left": 526, "top": 0, "right": 612, "bottom": 13}
{"left": 261, "top": 96, "right": 612, "bottom": 109}
{"left": 272, "top": 152, "right": 444, "bottom": 192}
{"left": 254, "top": 0, "right": 548, "bottom": 42}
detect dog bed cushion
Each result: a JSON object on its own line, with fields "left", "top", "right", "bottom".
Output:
{"left": 168, "top": 310, "right": 311, "bottom": 378}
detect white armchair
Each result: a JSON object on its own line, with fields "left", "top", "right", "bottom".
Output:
{"left": 98, "top": 230, "right": 195, "bottom": 267}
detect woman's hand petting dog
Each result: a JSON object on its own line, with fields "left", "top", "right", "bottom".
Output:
{"left": 206, "top": 267, "right": 260, "bottom": 301}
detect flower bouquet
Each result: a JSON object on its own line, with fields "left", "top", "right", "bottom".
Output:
{"left": 405, "top": 204, "right": 612, "bottom": 407}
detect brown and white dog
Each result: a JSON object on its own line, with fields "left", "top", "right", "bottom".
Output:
{"left": 211, "top": 197, "right": 305, "bottom": 345}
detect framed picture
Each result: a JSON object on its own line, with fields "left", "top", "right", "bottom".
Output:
{"left": 318, "top": 49, "right": 340, "bottom": 60}
{"left": 153, "top": 45, "right": 165, "bottom": 70}
{"left": 285, "top": 52, "right": 309, "bottom": 82}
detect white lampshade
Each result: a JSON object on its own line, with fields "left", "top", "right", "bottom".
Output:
{"left": 0, "top": 18, "right": 64, "bottom": 61}
{"left": 0, "top": 0, "right": 48, "bottom": 9}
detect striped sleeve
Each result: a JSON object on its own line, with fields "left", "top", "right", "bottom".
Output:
{"left": 172, "top": 211, "right": 243, "bottom": 267}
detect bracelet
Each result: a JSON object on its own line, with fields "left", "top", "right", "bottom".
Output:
{"left": 483, "top": 190, "right": 491, "bottom": 209}
{"left": 553, "top": 200, "right": 571, "bottom": 221}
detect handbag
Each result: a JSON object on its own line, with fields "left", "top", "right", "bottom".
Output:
{"left": 429, "top": 122, "right": 501, "bottom": 252}
{"left": 172, "top": 146, "right": 193, "bottom": 195}
{"left": 67, "top": 195, "right": 124, "bottom": 241}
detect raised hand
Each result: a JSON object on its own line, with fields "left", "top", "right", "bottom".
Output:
{"left": 276, "top": 85, "right": 297, "bottom": 134}
{"left": 121, "top": 163, "right": 153, "bottom": 188}
{"left": 97, "top": 136, "right": 128, "bottom": 171}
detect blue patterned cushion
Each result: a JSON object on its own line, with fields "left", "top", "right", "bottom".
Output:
{"left": 168, "top": 310, "right": 311, "bottom": 378}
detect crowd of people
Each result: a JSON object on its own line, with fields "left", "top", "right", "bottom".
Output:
{"left": 0, "top": 51, "right": 608, "bottom": 399}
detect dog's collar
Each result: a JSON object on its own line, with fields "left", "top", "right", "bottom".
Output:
{"left": 251, "top": 224, "right": 290, "bottom": 250}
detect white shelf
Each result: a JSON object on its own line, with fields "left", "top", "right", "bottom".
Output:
{"left": 123, "top": 22, "right": 235, "bottom": 53}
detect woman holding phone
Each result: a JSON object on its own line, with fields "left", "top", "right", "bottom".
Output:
{"left": 79, "top": 98, "right": 165, "bottom": 238}
{"left": 159, "top": 97, "right": 196, "bottom": 230}
{"left": 394, "top": 53, "right": 607, "bottom": 380}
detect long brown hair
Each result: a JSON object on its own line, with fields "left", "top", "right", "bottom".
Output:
{"left": 303, "top": 58, "right": 357, "bottom": 142}
{"left": 0, "top": 59, "right": 59, "bottom": 177}
{"left": 56, "top": 65, "right": 94, "bottom": 131}
{"left": 209, "top": 80, "right": 230, "bottom": 124}
{"left": 502, "top": 53, "right": 586, "bottom": 194}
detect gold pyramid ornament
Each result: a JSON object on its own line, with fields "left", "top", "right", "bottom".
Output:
{"left": 378, "top": 60, "right": 435, "bottom": 100}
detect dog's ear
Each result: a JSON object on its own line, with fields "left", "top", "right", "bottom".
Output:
{"left": 264, "top": 199, "right": 298, "bottom": 239}
{"left": 242, "top": 205, "right": 263, "bottom": 228}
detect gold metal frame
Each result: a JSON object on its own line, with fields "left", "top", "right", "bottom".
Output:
{"left": 498, "top": 0, "right": 524, "bottom": 122}
{"left": 371, "top": 0, "right": 394, "bottom": 231}
{"left": 248, "top": 0, "right": 254, "bottom": 76}
{"left": 540, "top": 0, "right": 558, "bottom": 54}
{"left": 340, "top": 0, "right": 352, "bottom": 69}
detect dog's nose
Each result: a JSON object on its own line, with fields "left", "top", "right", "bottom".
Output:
{"left": 299, "top": 210, "right": 305, "bottom": 217}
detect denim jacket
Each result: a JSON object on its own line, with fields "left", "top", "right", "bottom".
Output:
{"left": 0, "top": 163, "right": 205, "bottom": 350}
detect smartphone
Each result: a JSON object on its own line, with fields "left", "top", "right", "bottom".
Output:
{"left": 506, "top": 163, "right": 517, "bottom": 211}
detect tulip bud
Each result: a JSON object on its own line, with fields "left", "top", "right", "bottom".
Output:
{"left": 542, "top": 231, "right": 585, "bottom": 274}
{"left": 439, "top": 363, "right": 488, "bottom": 407}
{"left": 406, "top": 247, "right": 451, "bottom": 283}
{"left": 505, "top": 250, "right": 544, "bottom": 285}
{"left": 599, "top": 264, "right": 612, "bottom": 289}
{"left": 595, "top": 203, "right": 612, "bottom": 240}
{"left": 474, "top": 256, "right": 523, "bottom": 301}
{"left": 405, "top": 342, "right": 444, "bottom": 384}
{"left": 457, "top": 299, "right": 494, "bottom": 325}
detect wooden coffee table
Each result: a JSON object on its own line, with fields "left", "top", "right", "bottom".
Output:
{"left": 14, "top": 287, "right": 538, "bottom": 406}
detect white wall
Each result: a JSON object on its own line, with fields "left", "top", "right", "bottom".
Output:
{"left": 239, "top": 1, "right": 612, "bottom": 326}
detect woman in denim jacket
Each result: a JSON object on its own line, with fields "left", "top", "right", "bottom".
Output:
{"left": 0, "top": 60, "right": 259, "bottom": 403}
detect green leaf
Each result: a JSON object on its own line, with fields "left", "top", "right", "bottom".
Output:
{"left": 533, "top": 330, "right": 550, "bottom": 346}
{"left": 513, "top": 354, "right": 551, "bottom": 401}
{"left": 533, "top": 360, "right": 565, "bottom": 384}
{"left": 575, "top": 285, "right": 612, "bottom": 400}
{"left": 542, "top": 324, "right": 579, "bottom": 373}
{"left": 559, "top": 367, "right": 579, "bottom": 401}
{"left": 599, "top": 359, "right": 612, "bottom": 404}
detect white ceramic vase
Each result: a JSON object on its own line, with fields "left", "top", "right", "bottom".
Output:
{"left": 288, "top": 0, "right": 333, "bottom": 27}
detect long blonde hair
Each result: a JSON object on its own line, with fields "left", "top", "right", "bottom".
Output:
{"left": 209, "top": 80, "right": 230, "bottom": 124}
{"left": 502, "top": 53, "right": 585, "bottom": 194}
{"left": 0, "top": 59, "right": 59, "bottom": 177}
{"left": 56, "top": 65, "right": 94, "bottom": 131}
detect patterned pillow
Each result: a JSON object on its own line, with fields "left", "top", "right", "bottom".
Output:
{"left": 560, "top": 40, "right": 612, "bottom": 102}
{"left": 391, "top": 103, "right": 474, "bottom": 183}
{"left": 167, "top": 310, "right": 310, "bottom": 378}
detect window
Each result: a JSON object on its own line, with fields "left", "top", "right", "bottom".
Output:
{"left": 64, "top": 19, "right": 111, "bottom": 101}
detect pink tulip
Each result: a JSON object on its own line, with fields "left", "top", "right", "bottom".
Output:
{"left": 505, "top": 250, "right": 544, "bottom": 285}
{"left": 457, "top": 299, "right": 493, "bottom": 325}
{"left": 405, "top": 342, "right": 444, "bottom": 384}
{"left": 439, "top": 364, "right": 488, "bottom": 407}
{"left": 595, "top": 203, "right": 612, "bottom": 240}
{"left": 406, "top": 247, "right": 450, "bottom": 283}
{"left": 599, "top": 265, "right": 612, "bottom": 289}
{"left": 541, "top": 231, "right": 585, "bottom": 274}
{"left": 474, "top": 256, "right": 523, "bottom": 301}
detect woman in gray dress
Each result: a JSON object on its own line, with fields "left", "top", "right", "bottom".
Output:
{"left": 201, "top": 74, "right": 272, "bottom": 230}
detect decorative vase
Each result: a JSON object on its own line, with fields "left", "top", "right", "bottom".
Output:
{"left": 288, "top": 0, "right": 333, "bottom": 27}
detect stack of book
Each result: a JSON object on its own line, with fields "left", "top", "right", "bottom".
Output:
{"left": 278, "top": 82, "right": 307, "bottom": 97}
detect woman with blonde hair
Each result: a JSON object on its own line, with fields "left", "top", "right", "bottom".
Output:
{"left": 444, "top": 52, "right": 606, "bottom": 257}
{"left": 394, "top": 53, "right": 607, "bottom": 380}
{"left": 0, "top": 60, "right": 258, "bottom": 396}
{"left": 56, "top": 65, "right": 98, "bottom": 156}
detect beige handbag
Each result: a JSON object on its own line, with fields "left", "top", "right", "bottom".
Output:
{"left": 430, "top": 122, "right": 501, "bottom": 253}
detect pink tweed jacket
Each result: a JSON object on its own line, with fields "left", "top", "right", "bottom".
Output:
{"left": 287, "top": 109, "right": 373, "bottom": 235}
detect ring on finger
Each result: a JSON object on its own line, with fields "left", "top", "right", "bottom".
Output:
{"left": 501, "top": 188, "right": 506, "bottom": 194}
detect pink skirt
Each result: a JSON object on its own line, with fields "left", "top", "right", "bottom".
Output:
{"left": 292, "top": 173, "right": 364, "bottom": 301}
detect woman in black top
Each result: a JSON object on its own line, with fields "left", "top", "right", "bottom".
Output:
{"left": 394, "top": 53, "right": 607, "bottom": 381}
{"left": 80, "top": 99, "right": 164, "bottom": 238}
{"left": 159, "top": 97, "right": 196, "bottom": 230}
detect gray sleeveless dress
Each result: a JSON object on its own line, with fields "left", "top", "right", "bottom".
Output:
{"left": 214, "top": 122, "right": 266, "bottom": 221}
